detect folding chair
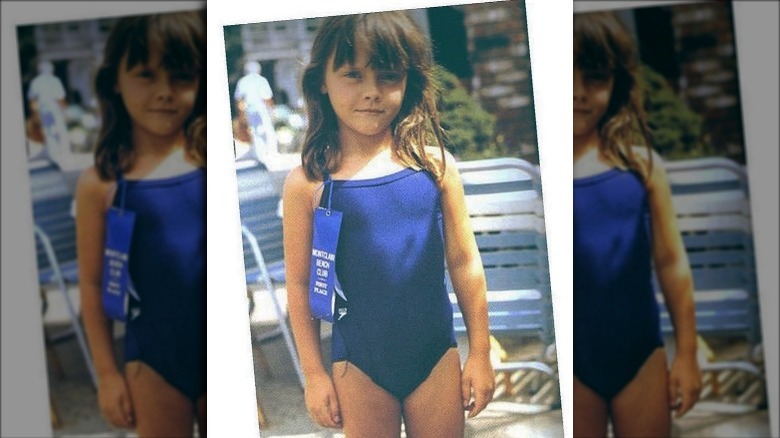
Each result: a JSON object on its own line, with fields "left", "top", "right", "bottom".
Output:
{"left": 656, "top": 157, "right": 764, "bottom": 413}
{"left": 29, "top": 159, "right": 97, "bottom": 388}
{"left": 451, "top": 158, "right": 557, "bottom": 405}
{"left": 236, "top": 161, "right": 304, "bottom": 387}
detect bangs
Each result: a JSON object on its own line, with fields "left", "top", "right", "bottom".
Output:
{"left": 328, "top": 14, "right": 413, "bottom": 72}
{"left": 122, "top": 13, "right": 204, "bottom": 72}
{"left": 574, "top": 12, "right": 633, "bottom": 72}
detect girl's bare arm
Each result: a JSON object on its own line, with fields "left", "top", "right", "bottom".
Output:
{"left": 434, "top": 149, "right": 494, "bottom": 416}
{"left": 75, "top": 167, "right": 119, "bottom": 379}
{"left": 645, "top": 151, "right": 696, "bottom": 356}
{"left": 283, "top": 167, "right": 341, "bottom": 427}
{"left": 644, "top": 150, "right": 701, "bottom": 415}
{"left": 436, "top": 150, "right": 490, "bottom": 355}
{"left": 282, "top": 167, "right": 326, "bottom": 377}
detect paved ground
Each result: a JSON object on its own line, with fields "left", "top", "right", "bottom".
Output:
{"left": 40, "top": 285, "right": 771, "bottom": 437}
{"left": 252, "top": 323, "right": 564, "bottom": 438}
{"left": 248, "top": 289, "right": 770, "bottom": 438}
{"left": 45, "top": 321, "right": 139, "bottom": 437}
{"left": 42, "top": 285, "right": 200, "bottom": 437}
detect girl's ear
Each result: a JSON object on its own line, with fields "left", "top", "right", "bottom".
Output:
{"left": 320, "top": 84, "right": 327, "bottom": 94}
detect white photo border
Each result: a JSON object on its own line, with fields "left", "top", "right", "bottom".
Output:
{"left": 1, "top": 2, "right": 204, "bottom": 436}
{"left": 208, "top": 0, "right": 569, "bottom": 436}
{"left": 575, "top": 2, "right": 779, "bottom": 436}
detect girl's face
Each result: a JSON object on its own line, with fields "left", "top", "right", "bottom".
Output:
{"left": 115, "top": 47, "right": 200, "bottom": 141}
{"left": 573, "top": 67, "right": 614, "bottom": 138}
{"left": 321, "top": 44, "right": 407, "bottom": 143}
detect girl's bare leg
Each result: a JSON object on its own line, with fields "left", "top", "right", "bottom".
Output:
{"left": 125, "top": 361, "right": 195, "bottom": 438}
{"left": 573, "top": 376, "right": 608, "bottom": 438}
{"left": 611, "top": 348, "right": 671, "bottom": 438}
{"left": 402, "top": 348, "right": 465, "bottom": 438}
{"left": 196, "top": 394, "right": 206, "bottom": 437}
{"left": 332, "top": 362, "right": 402, "bottom": 438}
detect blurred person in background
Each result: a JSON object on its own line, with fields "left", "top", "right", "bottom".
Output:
{"left": 28, "top": 60, "right": 70, "bottom": 166}
{"left": 234, "top": 60, "right": 278, "bottom": 164}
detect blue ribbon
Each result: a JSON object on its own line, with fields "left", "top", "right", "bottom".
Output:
{"left": 101, "top": 177, "right": 139, "bottom": 322}
{"left": 309, "top": 178, "right": 346, "bottom": 323}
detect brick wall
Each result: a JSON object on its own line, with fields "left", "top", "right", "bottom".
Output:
{"left": 670, "top": 2, "right": 745, "bottom": 162}
{"left": 462, "top": 1, "right": 538, "bottom": 162}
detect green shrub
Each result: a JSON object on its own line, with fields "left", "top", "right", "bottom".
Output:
{"left": 434, "top": 67, "right": 503, "bottom": 159}
{"left": 640, "top": 64, "right": 707, "bottom": 160}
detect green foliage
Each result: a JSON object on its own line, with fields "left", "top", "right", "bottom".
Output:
{"left": 434, "top": 67, "right": 503, "bottom": 159}
{"left": 640, "top": 64, "right": 707, "bottom": 160}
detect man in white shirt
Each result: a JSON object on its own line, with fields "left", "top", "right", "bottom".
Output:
{"left": 27, "top": 60, "right": 70, "bottom": 166}
{"left": 234, "top": 61, "right": 277, "bottom": 164}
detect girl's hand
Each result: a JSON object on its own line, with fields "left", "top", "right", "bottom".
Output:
{"left": 304, "top": 372, "right": 342, "bottom": 428}
{"left": 461, "top": 352, "right": 495, "bottom": 418}
{"left": 668, "top": 353, "right": 702, "bottom": 417}
{"left": 97, "top": 371, "right": 135, "bottom": 429}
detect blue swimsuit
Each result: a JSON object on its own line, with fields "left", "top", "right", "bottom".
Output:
{"left": 573, "top": 168, "right": 663, "bottom": 401}
{"left": 326, "top": 168, "right": 457, "bottom": 401}
{"left": 117, "top": 168, "right": 206, "bottom": 402}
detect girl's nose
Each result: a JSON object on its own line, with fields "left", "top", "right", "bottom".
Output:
{"left": 362, "top": 79, "right": 381, "bottom": 101}
{"left": 156, "top": 78, "right": 174, "bottom": 102}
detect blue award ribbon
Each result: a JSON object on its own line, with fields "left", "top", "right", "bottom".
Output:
{"left": 101, "top": 176, "right": 140, "bottom": 322}
{"left": 309, "top": 178, "right": 346, "bottom": 323}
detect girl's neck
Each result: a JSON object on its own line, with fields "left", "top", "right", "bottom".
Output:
{"left": 131, "top": 127, "right": 187, "bottom": 157}
{"left": 573, "top": 128, "right": 601, "bottom": 164}
{"left": 125, "top": 128, "right": 197, "bottom": 180}
{"left": 338, "top": 128, "right": 394, "bottom": 160}
{"left": 332, "top": 129, "right": 403, "bottom": 180}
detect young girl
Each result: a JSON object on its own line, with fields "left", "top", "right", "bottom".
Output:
{"left": 283, "top": 12, "right": 495, "bottom": 437}
{"left": 76, "top": 11, "right": 206, "bottom": 437}
{"left": 573, "top": 12, "right": 702, "bottom": 437}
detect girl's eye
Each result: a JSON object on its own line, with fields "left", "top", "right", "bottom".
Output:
{"left": 344, "top": 70, "right": 362, "bottom": 79}
{"left": 378, "top": 72, "right": 403, "bottom": 83}
{"left": 137, "top": 70, "right": 154, "bottom": 79}
{"left": 171, "top": 71, "right": 197, "bottom": 83}
{"left": 584, "top": 71, "right": 611, "bottom": 84}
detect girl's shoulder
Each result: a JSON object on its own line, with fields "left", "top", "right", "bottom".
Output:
{"left": 630, "top": 145, "right": 668, "bottom": 193}
{"left": 283, "top": 165, "right": 322, "bottom": 198}
{"left": 422, "top": 145, "right": 459, "bottom": 189}
{"left": 76, "top": 165, "right": 116, "bottom": 210}
{"left": 77, "top": 166, "right": 113, "bottom": 194}
{"left": 76, "top": 166, "right": 116, "bottom": 211}
{"left": 423, "top": 145, "right": 454, "bottom": 164}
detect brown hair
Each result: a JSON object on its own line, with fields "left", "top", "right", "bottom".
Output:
{"left": 300, "top": 11, "right": 447, "bottom": 181}
{"left": 574, "top": 11, "right": 653, "bottom": 180}
{"left": 93, "top": 10, "right": 205, "bottom": 181}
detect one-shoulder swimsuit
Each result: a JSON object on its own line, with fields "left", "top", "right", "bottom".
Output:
{"left": 573, "top": 168, "right": 663, "bottom": 401}
{"left": 325, "top": 168, "right": 457, "bottom": 401}
{"left": 116, "top": 168, "right": 206, "bottom": 402}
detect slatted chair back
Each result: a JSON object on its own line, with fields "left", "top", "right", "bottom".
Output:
{"left": 28, "top": 158, "right": 97, "bottom": 387}
{"left": 235, "top": 162, "right": 286, "bottom": 283}
{"left": 29, "top": 159, "right": 79, "bottom": 284}
{"left": 655, "top": 158, "right": 760, "bottom": 344}
{"left": 234, "top": 162, "right": 304, "bottom": 386}
{"left": 450, "top": 158, "right": 553, "bottom": 345}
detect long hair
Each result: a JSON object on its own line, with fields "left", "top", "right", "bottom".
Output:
{"left": 574, "top": 11, "right": 653, "bottom": 180}
{"left": 93, "top": 10, "right": 206, "bottom": 181}
{"left": 300, "top": 11, "right": 447, "bottom": 181}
